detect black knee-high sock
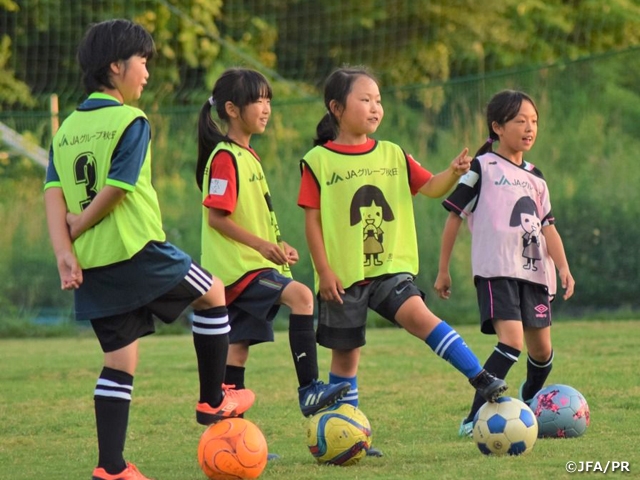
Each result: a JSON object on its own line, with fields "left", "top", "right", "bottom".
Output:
{"left": 95, "top": 367, "right": 132, "bottom": 474}
{"left": 289, "top": 314, "right": 318, "bottom": 387}
{"left": 193, "top": 306, "right": 230, "bottom": 407}
{"left": 522, "top": 351, "right": 553, "bottom": 402}
{"left": 465, "top": 343, "right": 521, "bottom": 422}
{"left": 225, "top": 364, "right": 246, "bottom": 390}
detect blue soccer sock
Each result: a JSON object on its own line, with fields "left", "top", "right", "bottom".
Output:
{"left": 329, "top": 372, "right": 358, "bottom": 407}
{"left": 425, "top": 321, "right": 483, "bottom": 379}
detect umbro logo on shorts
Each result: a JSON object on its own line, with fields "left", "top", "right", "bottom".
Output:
{"left": 534, "top": 304, "right": 549, "bottom": 318}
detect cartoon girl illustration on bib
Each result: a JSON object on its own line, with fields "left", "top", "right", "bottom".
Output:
{"left": 510, "top": 196, "right": 542, "bottom": 271}
{"left": 350, "top": 185, "right": 394, "bottom": 267}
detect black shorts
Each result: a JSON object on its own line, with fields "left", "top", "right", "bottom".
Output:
{"left": 475, "top": 277, "right": 552, "bottom": 335}
{"left": 91, "top": 263, "right": 213, "bottom": 352}
{"left": 317, "top": 273, "right": 423, "bottom": 350}
{"left": 227, "top": 269, "right": 293, "bottom": 346}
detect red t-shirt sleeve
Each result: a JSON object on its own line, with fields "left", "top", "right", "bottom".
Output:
{"left": 407, "top": 153, "right": 433, "bottom": 195}
{"left": 297, "top": 164, "right": 320, "bottom": 209}
{"left": 202, "top": 150, "right": 237, "bottom": 214}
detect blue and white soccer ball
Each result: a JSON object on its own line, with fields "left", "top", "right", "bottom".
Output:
{"left": 473, "top": 397, "right": 538, "bottom": 455}
{"left": 529, "top": 384, "right": 590, "bottom": 438}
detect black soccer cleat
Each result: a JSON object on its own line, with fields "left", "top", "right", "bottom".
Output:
{"left": 298, "top": 379, "right": 351, "bottom": 417}
{"left": 470, "top": 370, "right": 508, "bottom": 402}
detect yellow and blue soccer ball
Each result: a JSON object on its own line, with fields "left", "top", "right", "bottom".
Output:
{"left": 306, "top": 404, "right": 372, "bottom": 466}
{"left": 529, "top": 384, "right": 590, "bottom": 438}
{"left": 473, "top": 396, "right": 538, "bottom": 456}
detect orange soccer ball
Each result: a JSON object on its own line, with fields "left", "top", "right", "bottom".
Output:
{"left": 197, "top": 418, "right": 268, "bottom": 480}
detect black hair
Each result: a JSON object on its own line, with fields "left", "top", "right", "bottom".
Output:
{"left": 195, "top": 68, "right": 273, "bottom": 191}
{"left": 77, "top": 19, "right": 155, "bottom": 94}
{"left": 314, "top": 66, "right": 378, "bottom": 146}
{"left": 475, "top": 89, "right": 538, "bottom": 157}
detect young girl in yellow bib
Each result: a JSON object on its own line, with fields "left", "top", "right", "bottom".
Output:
{"left": 195, "top": 68, "right": 350, "bottom": 430}
{"left": 297, "top": 66, "right": 507, "bottom": 455}
{"left": 44, "top": 20, "right": 254, "bottom": 480}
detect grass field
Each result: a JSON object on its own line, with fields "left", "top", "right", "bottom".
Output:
{"left": 1, "top": 320, "right": 638, "bottom": 480}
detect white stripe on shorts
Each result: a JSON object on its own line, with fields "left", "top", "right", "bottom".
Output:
{"left": 185, "top": 263, "right": 213, "bottom": 295}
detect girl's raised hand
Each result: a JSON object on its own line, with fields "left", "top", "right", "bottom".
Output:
{"left": 450, "top": 147, "right": 472, "bottom": 176}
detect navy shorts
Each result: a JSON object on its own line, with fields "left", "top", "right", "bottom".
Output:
{"left": 475, "top": 277, "right": 552, "bottom": 335}
{"left": 91, "top": 262, "right": 213, "bottom": 353}
{"left": 228, "top": 269, "right": 293, "bottom": 346}
{"left": 317, "top": 273, "right": 423, "bottom": 350}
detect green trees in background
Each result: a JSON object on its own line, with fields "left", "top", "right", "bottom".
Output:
{"left": 2, "top": 1, "right": 640, "bottom": 325}
{"left": 4, "top": 1, "right": 640, "bottom": 111}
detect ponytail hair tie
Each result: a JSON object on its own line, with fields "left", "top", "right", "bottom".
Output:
{"left": 486, "top": 137, "right": 495, "bottom": 144}
{"left": 208, "top": 96, "right": 216, "bottom": 107}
